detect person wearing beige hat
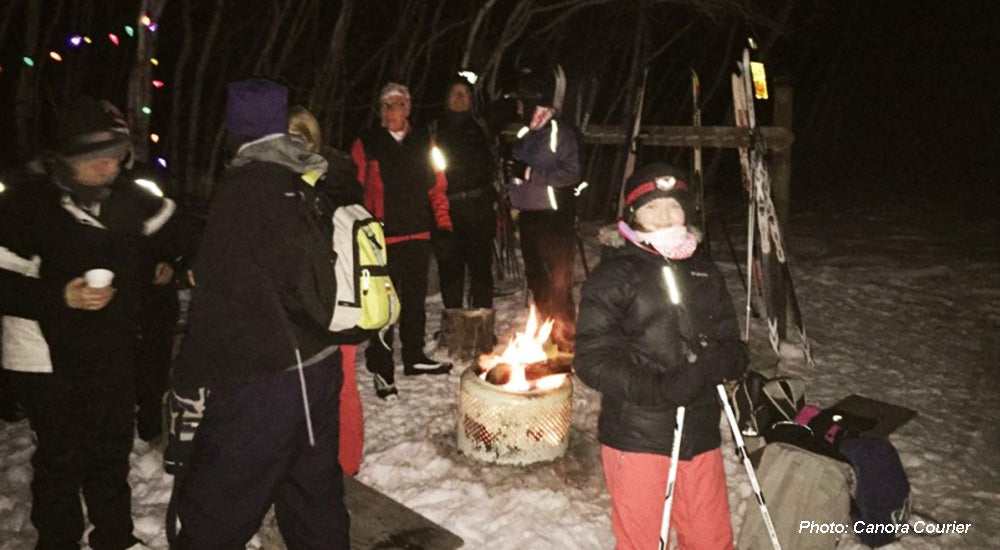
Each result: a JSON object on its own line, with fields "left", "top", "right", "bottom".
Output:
{"left": 350, "top": 82, "right": 454, "bottom": 401}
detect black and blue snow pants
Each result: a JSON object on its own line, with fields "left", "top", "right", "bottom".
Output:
{"left": 175, "top": 350, "right": 349, "bottom": 550}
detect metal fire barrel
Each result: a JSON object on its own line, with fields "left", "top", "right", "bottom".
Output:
{"left": 457, "top": 366, "right": 573, "bottom": 465}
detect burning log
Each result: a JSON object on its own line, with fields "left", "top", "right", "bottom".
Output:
{"left": 481, "top": 354, "right": 573, "bottom": 386}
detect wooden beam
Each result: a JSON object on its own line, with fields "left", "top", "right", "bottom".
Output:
{"left": 501, "top": 124, "right": 793, "bottom": 151}
{"left": 582, "top": 124, "right": 794, "bottom": 150}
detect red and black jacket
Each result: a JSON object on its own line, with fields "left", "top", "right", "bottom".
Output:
{"left": 350, "top": 125, "right": 451, "bottom": 244}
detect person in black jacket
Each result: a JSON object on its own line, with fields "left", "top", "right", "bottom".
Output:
{"left": 169, "top": 79, "right": 349, "bottom": 549}
{"left": 430, "top": 73, "right": 497, "bottom": 310}
{"left": 574, "top": 163, "right": 746, "bottom": 550}
{"left": 0, "top": 96, "right": 180, "bottom": 550}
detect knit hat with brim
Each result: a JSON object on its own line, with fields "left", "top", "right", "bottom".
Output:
{"left": 226, "top": 78, "right": 289, "bottom": 140}
{"left": 57, "top": 96, "right": 132, "bottom": 164}
{"left": 623, "top": 162, "right": 693, "bottom": 218}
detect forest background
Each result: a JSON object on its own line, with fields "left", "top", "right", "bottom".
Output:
{"left": 1, "top": 1, "right": 996, "bottom": 220}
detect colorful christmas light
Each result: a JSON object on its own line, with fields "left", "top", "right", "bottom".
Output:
{"left": 49, "top": 51, "right": 63, "bottom": 62}
{"left": 108, "top": 33, "right": 119, "bottom": 46}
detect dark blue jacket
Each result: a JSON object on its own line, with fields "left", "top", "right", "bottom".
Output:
{"left": 508, "top": 118, "right": 580, "bottom": 211}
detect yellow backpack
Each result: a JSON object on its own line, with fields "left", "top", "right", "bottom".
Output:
{"left": 327, "top": 204, "right": 400, "bottom": 341}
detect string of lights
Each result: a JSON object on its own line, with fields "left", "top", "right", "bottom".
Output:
{"left": 2, "top": 12, "right": 170, "bottom": 169}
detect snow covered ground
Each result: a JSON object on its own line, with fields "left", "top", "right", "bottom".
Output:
{"left": 1, "top": 195, "right": 997, "bottom": 549}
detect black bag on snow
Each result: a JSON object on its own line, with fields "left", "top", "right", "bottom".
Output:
{"left": 839, "top": 437, "right": 911, "bottom": 547}
{"left": 731, "top": 370, "right": 805, "bottom": 437}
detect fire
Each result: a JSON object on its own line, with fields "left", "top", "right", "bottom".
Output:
{"left": 478, "top": 305, "right": 568, "bottom": 392}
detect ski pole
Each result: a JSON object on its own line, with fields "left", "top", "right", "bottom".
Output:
{"left": 717, "top": 383, "right": 782, "bottom": 550}
{"left": 658, "top": 406, "right": 685, "bottom": 550}
{"left": 575, "top": 217, "right": 590, "bottom": 277}
{"left": 743, "top": 201, "right": 756, "bottom": 342}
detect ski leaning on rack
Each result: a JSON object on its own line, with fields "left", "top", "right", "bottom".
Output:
{"left": 732, "top": 46, "right": 814, "bottom": 366}
{"left": 616, "top": 67, "right": 648, "bottom": 218}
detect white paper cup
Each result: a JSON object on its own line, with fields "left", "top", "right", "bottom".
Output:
{"left": 84, "top": 268, "right": 115, "bottom": 288}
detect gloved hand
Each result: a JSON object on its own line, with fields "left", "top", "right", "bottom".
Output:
{"left": 504, "top": 159, "right": 530, "bottom": 183}
{"left": 693, "top": 339, "right": 748, "bottom": 385}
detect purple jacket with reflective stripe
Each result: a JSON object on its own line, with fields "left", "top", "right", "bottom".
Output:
{"left": 508, "top": 118, "right": 580, "bottom": 211}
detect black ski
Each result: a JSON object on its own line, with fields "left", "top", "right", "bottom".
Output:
{"left": 734, "top": 45, "right": 814, "bottom": 366}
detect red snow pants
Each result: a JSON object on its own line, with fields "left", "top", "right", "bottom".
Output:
{"left": 601, "top": 445, "right": 733, "bottom": 550}
{"left": 338, "top": 345, "right": 364, "bottom": 476}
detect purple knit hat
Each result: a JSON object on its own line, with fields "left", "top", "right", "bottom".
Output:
{"left": 225, "top": 78, "right": 288, "bottom": 139}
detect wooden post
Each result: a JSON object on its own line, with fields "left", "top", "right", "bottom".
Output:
{"left": 771, "top": 79, "right": 794, "bottom": 228}
{"left": 438, "top": 309, "right": 497, "bottom": 363}
{"left": 771, "top": 78, "right": 794, "bottom": 339}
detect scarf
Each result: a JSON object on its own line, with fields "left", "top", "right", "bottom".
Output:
{"left": 634, "top": 225, "right": 698, "bottom": 260}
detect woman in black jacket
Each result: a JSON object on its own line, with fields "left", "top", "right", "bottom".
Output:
{"left": 575, "top": 163, "right": 746, "bottom": 550}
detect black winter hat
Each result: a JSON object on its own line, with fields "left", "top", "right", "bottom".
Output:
{"left": 512, "top": 71, "right": 554, "bottom": 107}
{"left": 57, "top": 96, "right": 132, "bottom": 164}
{"left": 623, "top": 162, "right": 693, "bottom": 217}
{"left": 226, "top": 78, "right": 288, "bottom": 140}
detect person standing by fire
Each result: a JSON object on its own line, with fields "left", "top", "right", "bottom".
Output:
{"left": 574, "top": 163, "right": 747, "bottom": 550}
{"left": 505, "top": 67, "right": 579, "bottom": 352}
{"left": 430, "top": 72, "right": 497, "bottom": 312}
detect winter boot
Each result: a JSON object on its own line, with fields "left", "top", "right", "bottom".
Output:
{"left": 373, "top": 374, "right": 398, "bottom": 401}
{"left": 403, "top": 355, "right": 453, "bottom": 376}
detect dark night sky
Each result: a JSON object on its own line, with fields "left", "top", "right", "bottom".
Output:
{"left": 1, "top": 1, "right": 996, "bottom": 219}
{"left": 788, "top": 2, "right": 999, "bottom": 218}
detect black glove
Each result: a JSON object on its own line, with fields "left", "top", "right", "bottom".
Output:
{"left": 693, "top": 339, "right": 748, "bottom": 385}
{"left": 504, "top": 159, "right": 529, "bottom": 182}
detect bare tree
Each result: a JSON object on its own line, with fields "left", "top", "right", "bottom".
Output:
{"left": 308, "top": 0, "right": 354, "bottom": 147}
{"left": 14, "top": 0, "right": 43, "bottom": 159}
{"left": 169, "top": 0, "right": 194, "bottom": 188}
{"left": 127, "top": 0, "right": 169, "bottom": 163}
{"left": 183, "top": 0, "right": 226, "bottom": 193}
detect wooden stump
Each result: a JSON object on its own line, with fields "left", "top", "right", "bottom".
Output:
{"left": 438, "top": 308, "right": 496, "bottom": 362}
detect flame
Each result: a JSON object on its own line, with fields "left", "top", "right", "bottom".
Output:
{"left": 478, "top": 305, "right": 567, "bottom": 392}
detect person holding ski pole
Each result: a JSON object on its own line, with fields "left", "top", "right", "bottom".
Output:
{"left": 575, "top": 162, "right": 747, "bottom": 550}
